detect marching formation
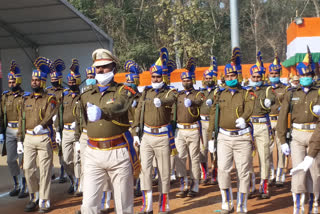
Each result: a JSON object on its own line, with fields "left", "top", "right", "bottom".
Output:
{"left": 1, "top": 46, "right": 320, "bottom": 214}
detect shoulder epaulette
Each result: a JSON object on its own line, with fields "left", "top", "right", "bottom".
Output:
{"left": 47, "top": 93, "right": 55, "bottom": 96}
{"left": 23, "top": 92, "right": 31, "bottom": 97}
{"left": 2, "top": 90, "right": 9, "bottom": 95}
{"left": 46, "top": 86, "right": 52, "bottom": 89}
{"left": 81, "top": 85, "right": 93, "bottom": 94}
{"left": 63, "top": 90, "right": 69, "bottom": 96}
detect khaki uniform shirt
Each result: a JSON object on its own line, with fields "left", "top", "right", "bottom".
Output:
{"left": 75, "top": 85, "right": 94, "bottom": 141}
{"left": 200, "top": 87, "right": 217, "bottom": 116}
{"left": 132, "top": 85, "right": 177, "bottom": 135}
{"left": 207, "top": 85, "right": 255, "bottom": 140}
{"left": 62, "top": 90, "right": 80, "bottom": 124}
{"left": 17, "top": 90, "right": 57, "bottom": 142}
{"left": 250, "top": 86, "right": 275, "bottom": 116}
{"left": 270, "top": 83, "right": 290, "bottom": 115}
{"left": 277, "top": 86, "right": 320, "bottom": 144}
{"left": 176, "top": 88, "right": 203, "bottom": 123}
{"left": 79, "top": 82, "right": 136, "bottom": 139}
{"left": 46, "top": 86, "right": 66, "bottom": 132}
{"left": 0, "top": 89, "right": 24, "bottom": 134}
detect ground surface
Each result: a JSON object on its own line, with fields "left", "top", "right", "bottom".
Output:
{"left": 0, "top": 148, "right": 294, "bottom": 214}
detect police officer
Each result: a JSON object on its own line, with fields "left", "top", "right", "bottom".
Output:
{"left": 277, "top": 47, "right": 320, "bottom": 214}
{"left": 268, "top": 54, "right": 290, "bottom": 187}
{"left": 80, "top": 48, "right": 139, "bottom": 214}
{"left": 248, "top": 52, "right": 275, "bottom": 199}
{"left": 0, "top": 61, "right": 28, "bottom": 198}
{"left": 208, "top": 48, "right": 254, "bottom": 214}
{"left": 175, "top": 58, "right": 203, "bottom": 198}
{"left": 199, "top": 57, "right": 218, "bottom": 185}
{"left": 47, "top": 59, "right": 66, "bottom": 183}
{"left": 133, "top": 48, "right": 177, "bottom": 214}
{"left": 17, "top": 57, "right": 58, "bottom": 212}
{"left": 60, "top": 59, "right": 82, "bottom": 195}
{"left": 75, "top": 66, "right": 96, "bottom": 198}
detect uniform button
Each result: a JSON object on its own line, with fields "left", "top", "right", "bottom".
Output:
{"left": 305, "top": 111, "right": 308, "bottom": 113}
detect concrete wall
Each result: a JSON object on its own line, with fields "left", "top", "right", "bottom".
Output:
{"left": 1, "top": 41, "right": 110, "bottom": 91}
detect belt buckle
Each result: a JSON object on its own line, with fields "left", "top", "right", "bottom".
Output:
{"left": 99, "top": 141, "right": 110, "bottom": 149}
{"left": 185, "top": 125, "right": 191, "bottom": 129}
{"left": 231, "top": 131, "right": 237, "bottom": 136}
{"left": 151, "top": 128, "right": 159, "bottom": 134}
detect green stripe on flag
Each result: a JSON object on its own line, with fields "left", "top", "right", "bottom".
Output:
{"left": 283, "top": 53, "right": 320, "bottom": 68}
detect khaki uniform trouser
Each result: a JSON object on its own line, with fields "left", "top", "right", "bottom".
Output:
{"left": 81, "top": 146, "right": 133, "bottom": 214}
{"left": 200, "top": 121, "right": 209, "bottom": 163}
{"left": 217, "top": 133, "right": 251, "bottom": 193}
{"left": 175, "top": 129, "right": 200, "bottom": 180}
{"left": 252, "top": 123, "right": 270, "bottom": 180}
{"left": 79, "top": 133, "right": 111, "bottom": 192}
{"left": 6, "top": 127, "right": 23, "bottom": 177}
{"left": 270, "top": 121, "right": 285, "bottom": 169}
{"left": 140, "top": 133, "right": 170, "bottom": 193}
{"left": 62, "top": 129, "right": 80, "bottom": 178}
{"left": 23, "top": 134, "right": 53, "bottom": 200}
{"left": 291, "top": 129, "right": 320, "bottom": 193}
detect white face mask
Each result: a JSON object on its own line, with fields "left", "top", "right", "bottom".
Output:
{"left": 95, "top": 70, "right": 114, "bottom": 86}
{"left": 152, "top": 81, "right": 164, "bottom": 89}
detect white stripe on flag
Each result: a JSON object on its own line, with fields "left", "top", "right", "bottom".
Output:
{"left": 287, "top": 36, "right": 320, "bottom": 59}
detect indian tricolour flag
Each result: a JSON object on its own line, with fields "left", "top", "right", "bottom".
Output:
{"left": 283, "top": 17, "right": 320, "bottom": 68}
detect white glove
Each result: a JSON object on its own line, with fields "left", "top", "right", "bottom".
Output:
{"left": 0, "top": 134, "right": 4, "bottom": 143}
{"left": 55, "top": 132, "right": 61, "bottom": 145}
{"left": 290, "top": 156, "right": 314, "bottom": 175}
{"left": 264, "top": 98, "right": 271, "bottom": 108}
{"left": 52, "top": 115, "right": 57, "bottom": 122}
{"left": 153, "top": 98, "right": 161, "bottom": 108}
{"left": 312, "top": 105, "right": 320, "bottom": 116}
{"left": 208, "top": 140, "right": 216, "bottom": 153}
{"left": 71, "top": 122, "right": 76, "bottom": 129}
{"left": 235, "top": 117, "right": 246, "bottom": 129}
{"left": 206, "top": 99, "right": 213, "bottom": 106}
{"left": 134, "top": 136, "right": 141, "bottom": 146}
{"left": 131, "top": 100, "right": 137, "bottom": 108}
{"left": 87, "top": 102, "right": 102, "bottom": 122}
{"left": 75, "top": 141, "right": 80, "bottom": 153}
{"left": 33, "top": 125, "right": 44, "bottom": 135}
{"left": 17, "top": 142, "right": 24, "bottom": 154}
{"left": 184, "top": 98, "right": 192, "bottom": 107}
{"left": 281, "top": 143, "right": 290, "bottom": 156}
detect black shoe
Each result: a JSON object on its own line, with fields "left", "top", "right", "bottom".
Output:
{"left": 187, "top": 190, "right": 197, "bottom": 197}
{"left": 51, "top": 174, "right": 56, "bottom": 180}
{"left": 74, "top": 191, "right": 83, "bottom": 197}
{"left": 260, "top": 192, "right": 270, "bottom": 199}
{"left": 201, "top": 178, "right": 210, "bottom": 186}
{"left": 220, "top": 209, "right": 230, "bottom": 214}
{"left": 59, "top": 177, "right": 67, "bottom": 183}
{"left": 18, "top": 191, "right": 28, "bottom": 198}
{"left": 135, "top": 211, "right": 153, "bottom": 214}
{"left": 176, "top": 190, "right": 188, "bottom": 198}
{"left": 24, "top": 201, "right": 38, "bottom": 212}
{"left": 67, "top": 185, "right": 75, "bottom": 194}
{"left": 100, "top": 208, "right": 109, "bottom": 214}
{"left": 275, "top": 181, "right": 284, "bottom": 187}
{"left": 75, "top": 210, "right": 81, "bottom": 214}
{"left": 9, "top": 187, "right": 20, "bottom": 197}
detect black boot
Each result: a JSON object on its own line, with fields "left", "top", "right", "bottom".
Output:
{"left": 24, "top": 200, "right": 38, "bottom": 212}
